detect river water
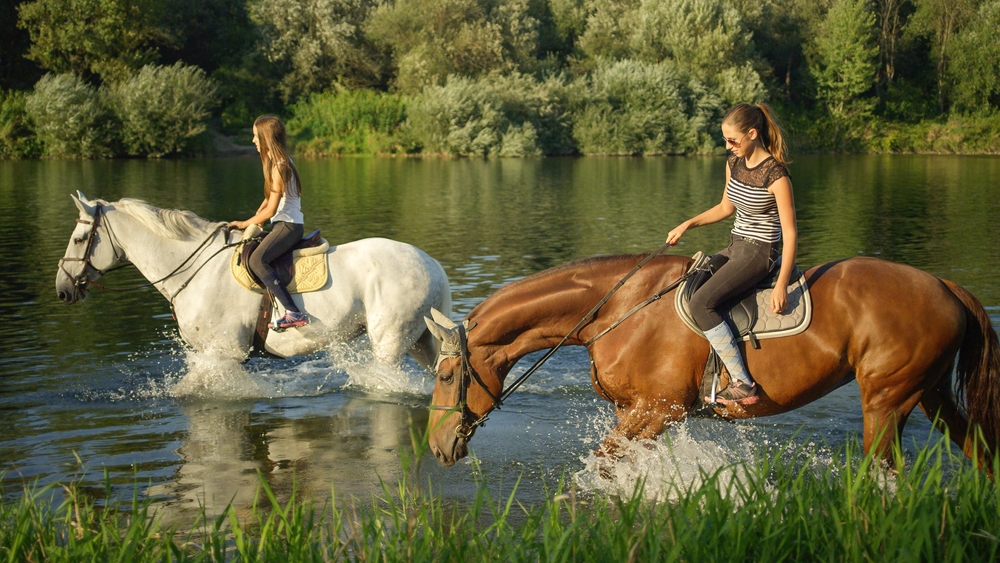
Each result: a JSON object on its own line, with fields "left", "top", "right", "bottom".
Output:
{"left": 1, "top": 155, "right": 998, "bottom": 518}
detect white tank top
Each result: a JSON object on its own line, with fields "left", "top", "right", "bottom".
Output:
{"left": 271, "top": 171, "right": 304, "bottom": 224}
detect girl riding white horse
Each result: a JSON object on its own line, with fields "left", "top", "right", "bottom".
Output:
{"left": 56, "top": 192, "right": 451, "bottom": 367}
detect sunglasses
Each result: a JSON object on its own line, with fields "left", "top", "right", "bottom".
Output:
{"left": 724, "top": 133, "right": 749, "bottom": 148}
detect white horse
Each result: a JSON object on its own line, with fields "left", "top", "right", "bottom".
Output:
{"left": 55, "top": 192, "right": 451, "bottom": 367}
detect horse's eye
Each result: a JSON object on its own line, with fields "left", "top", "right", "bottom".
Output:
{"left": 74, "top": 236, "right": 85, "bottom": 244}
{"left": 440, "top": 372, "right": 454, "bottom": 384}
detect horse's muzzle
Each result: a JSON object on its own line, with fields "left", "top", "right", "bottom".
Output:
{"left": 56, "top": 276, "right": 84, "bottom": 304}
{"left": 431, "top": 434, "right": 469, "bottom": 467}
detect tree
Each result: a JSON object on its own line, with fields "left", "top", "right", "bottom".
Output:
{"left": 365, "top": 0, "right": 525, "bottom": 93}
{"left": 947, "top": 0, "right": 1000, "bottom": 113}
{"left": 577, "top": 0, "right": 766, "bottom": 107}
{"left": 17, "top": 0, "right": 167, "bottom": 84}
{"left": 873, "top": 0, "right": 910, "bottom": 93}
{"left": 809, "top": 0, "right": 878, "bottom": 133}
{"left": 248, "top": 0, "right": 388, "bottom": 102}
{"left": 908, "top": 0, "right": 980, "bottom": 111}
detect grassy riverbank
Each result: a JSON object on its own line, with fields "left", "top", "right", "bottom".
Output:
{"left": 3, "top": 435, "right": 999, "bottom": 562}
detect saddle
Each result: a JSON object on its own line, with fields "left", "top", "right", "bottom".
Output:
{"left": 230, "top": 224, "right": 331, "bottom": 294}
{"left": 677, "top": 251, "right": 813, "bottom": 411}
{"left": 675, "top": 251, "right": 812, "bottom": 348}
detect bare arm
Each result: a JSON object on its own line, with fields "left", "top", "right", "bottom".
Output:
{"left": 767, "top": 176, "right": 797, "bottom": 313}
{"left": 666, "top": 163, "right": 737, "bottom": 244}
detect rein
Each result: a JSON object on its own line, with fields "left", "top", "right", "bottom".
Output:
{"left": 59, "top": 204, "right": 246, "bottom": 303}
{"left": 439, "top": 242, "right": 695, "bottom": 437}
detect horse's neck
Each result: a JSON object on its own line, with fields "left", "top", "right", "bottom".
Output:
{"left": 469, "top": 255, "right": 689, "bottom": 378}
{"left": 469, "top": 266, "right": 615, "bottom": 375}
{"left": 110, "top": 210, "right": 225, "bottom": 297}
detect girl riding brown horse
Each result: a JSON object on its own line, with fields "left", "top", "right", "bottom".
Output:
{"left": 423, "top": 254, "right": 1000, "bottom": 473}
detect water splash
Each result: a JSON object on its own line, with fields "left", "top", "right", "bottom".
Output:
{"left": 170, "top": 349, "right": 278, "bottom": 399}
{"left": 575, "top": 417, "right": 761, "bottom": 502}
{"left": 165, "top": 338, "right": 432, "bottom": 400}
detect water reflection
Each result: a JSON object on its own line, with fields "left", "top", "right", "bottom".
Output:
{"left": 150, "top": 396, "right": 427, "bottom": 521}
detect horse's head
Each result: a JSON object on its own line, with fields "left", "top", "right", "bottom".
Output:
{"left": 56, "top": 192, "right": 124, "bottom": 304}
{"left": 423, "top": 308, "right": 503, "bottom": 467}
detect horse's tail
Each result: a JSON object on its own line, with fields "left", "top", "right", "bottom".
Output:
{"left": 943, "top": 279, "right": 1000, "bottom": 455}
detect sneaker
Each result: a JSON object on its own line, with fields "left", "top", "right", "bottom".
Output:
{"left": 709, "top": 380, "right": 759, "bottom": 405}
{"left": 270, "top": 311, "right": 309, "bottom": 331}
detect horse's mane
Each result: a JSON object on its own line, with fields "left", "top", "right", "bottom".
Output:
{"left": 469, "top": 253, "right": 678, "bottom": 317}
{"left": 108, "top": 198, "right": 225, "bottom": 240}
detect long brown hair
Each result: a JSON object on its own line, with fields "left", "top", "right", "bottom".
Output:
{"left": 722, "top": 103, "right": 789, "bottom": 165}
{"left": 254, "top": 115, "right": 301, "bottom": 197}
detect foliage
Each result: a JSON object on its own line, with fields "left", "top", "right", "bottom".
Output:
{"left": 567, "top": 58, "right": 721, "bottom": 155}
{"left": 248, "top": 0, "right": 388, "bottom": 103}
{"left": 907, "top": 0, "right": 981, "bottom": 111}
{"left": 0, "top": 89, "right": 43, "bottom": 158}
{"left": 24, "top": 73, "right": 116, "bottom": 158}
{"left": 869, "top": 112, "right": 1000, "bottom": 152}
{"left": 287, "top": 88, "right": 411, "bottom": 155}
{"left": 2, "top": 436, "right": 1000, "bottom": 561}
{"left": 808, "top": 0, "right": 879, "bottom": 146}
{"left": 107, "top": 63, "right": 218, "bottom": 157}
{"left": 576, "top": 0, "right": 767, "bottom": 106}
{"left": 16, "top": 0, "right": 166, "bottom": 84}
{"left": 4, "top": 0, "right": 1000, "bottom": 157}
{"left": 406, "top": 72, "right": 573, "bottom": 156}
{"left": 947, "top": 0, "right": 1000, "bottom": 113}
{"left": 365, "top": 0, "right": 538, "bottom": 93}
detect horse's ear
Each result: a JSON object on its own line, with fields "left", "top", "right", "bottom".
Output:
{"left": 424, "top": 316, "right": 455, "bottom": 346}
{"left": 430, "top": 308, "right": 457, "bottom": 330}
{"left": 71, "top": 193, "right": 94, "bottom": 216}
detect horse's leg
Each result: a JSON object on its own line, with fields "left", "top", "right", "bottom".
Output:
{"left": 598, "top": 398, "right": 687, "bottom": 459}
{"left": 859, "top": 353, "right": 958, "bottom": 467}
{"left": 407, "top": 329, "right": 438, "bottom": 372}
{"left": 366, "top": 314, "right": 420, "bottom": 366}
{"left": 918, "top": 382, "right": 992, "bottom": 473}
{"left": 860, "top": 384, "right": 925, "bottom": 468}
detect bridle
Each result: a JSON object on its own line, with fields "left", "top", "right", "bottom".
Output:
{"left": 429, "top": 322, "right": 500, "bottom": 439}
{"left": 59, "top": 203, "right": 243, "bottom": 302}
{"left": 58, "top": 204, "right": 126, "bottom": 293}
{"left": 431, "top": 242, "right": 696, "bottom": 440}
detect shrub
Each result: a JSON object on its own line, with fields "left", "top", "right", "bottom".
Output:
{"left": 287, "top": 89, "right": 411, "bottom": 155}
{"left": 24, "top": 73, "right": 116, "bottom": 158}
{"left": 406, "top": 72, "right": 574, "bottom": 156}
{"left": 108, "top": 62, "right": 217, "bottom": 157}
{"left": 567, "top": 58, "right": 722, "bottom": 155}
{"left": 0, "top": 90, "right": 43, "bottom": 158}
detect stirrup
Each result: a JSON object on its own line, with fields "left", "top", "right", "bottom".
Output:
{"left": 707, "top": 380, "right": 759, "bottom": 405}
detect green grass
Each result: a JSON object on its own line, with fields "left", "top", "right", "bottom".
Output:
{"left": 3, "top": 432, "right": 1000, "bottom": 562}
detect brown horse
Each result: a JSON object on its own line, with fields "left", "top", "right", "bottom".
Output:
{"left": 422, "top": 254, "right": 1000, "bottom": 470}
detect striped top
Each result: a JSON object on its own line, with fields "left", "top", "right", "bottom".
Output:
{"left": 726, "top": 154, "right": 789, "bottom": 243}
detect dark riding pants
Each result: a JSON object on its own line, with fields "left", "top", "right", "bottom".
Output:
{"left": 690, "top": 234, "right": 779, "bottom": 330}
{"left": 249, "top": 221, "right": 304, "bottom": 313}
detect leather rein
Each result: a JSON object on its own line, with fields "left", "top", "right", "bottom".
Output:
{"left": 433, "top": 243, "right": 695, "bottom": 439}
{"left": 58, "top": 204, "right": 245, "bottom": 305}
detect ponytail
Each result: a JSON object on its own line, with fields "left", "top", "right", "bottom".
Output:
{"left": 722, "top": 103, "right": 790, "bottom": 165}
